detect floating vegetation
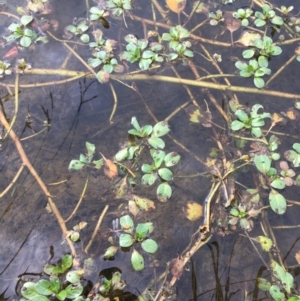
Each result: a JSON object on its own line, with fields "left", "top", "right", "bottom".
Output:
{"left": 2, "top": 0, "right": 300, "bottom": 300}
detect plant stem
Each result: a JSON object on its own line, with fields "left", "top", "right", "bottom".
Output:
{"left": 0, "top": 110, "right": 76, "bottom": 256}
{"left": 111, "top": 74, "right": 300, "bottom": 100}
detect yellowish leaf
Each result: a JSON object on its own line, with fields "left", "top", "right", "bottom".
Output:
{"left": 182, "top": 201, "right": 203, "bottom": 221}
{"left": 271, "top": 113, "right": 284, "bottom": 125}
{"left": 133, "top": 195, "right": 156, "bottom": 211}
{"left": 257, "top": 236, "right": 273, "bottom": 252}
{"left": 165, "top": 0, "right": 186, "bottom": 13}
{"left": 128, "top": 200, "right": 140, "bottom": 217}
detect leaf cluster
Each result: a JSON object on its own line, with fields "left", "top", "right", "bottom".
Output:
{"left": 105, "top": 215, "right": 158, "bottom": 271}
{"left": 120, "top": 34, "right": 163, "bottom": 70}
{"left": 5, "top": 15, "right": 47, "bottom": 48}
{"left": 162, "top": 26, "right": 193, "bottom": 60}
{"left": 230, "top": 104, "right": 271, "bottom": 137}
{"left": 69, "top": 142, "right": 103, "bottom": 171}
{"left": 21, "top": 255, "right": 84, "bottom": 301}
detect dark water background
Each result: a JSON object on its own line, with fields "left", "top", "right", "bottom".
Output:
{"left": 0, "top": 0, "right": 300, "bottom": 300}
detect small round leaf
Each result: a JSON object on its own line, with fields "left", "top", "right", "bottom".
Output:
{"left": 119, "top": 233, "right": 135, "bottom": 247}
{"left": 141, "top": 239, "right": 158, "bottom": 253}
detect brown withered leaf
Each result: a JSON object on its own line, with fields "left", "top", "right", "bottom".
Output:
{"left": 100, "top": 152, "right": 118, "bottom": 179}
{"left": 170, "top": 256, "right": 185, "bottom": 279}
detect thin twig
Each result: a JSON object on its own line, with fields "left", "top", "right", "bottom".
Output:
{"left": 65, "top": 172, "right": 90, "bottom": 223}
{"left": 0, "top": 110, "right": 76, "bottom": 256}
{"left": 85, "top": 205, "right": 109, "bottom": 253}
{"left": 3, "top": 73, "right": 19, "bottom": 139}
{"left": 0, "top": 164, "right": 24, "bottom": 198}
{"left": 109, "top": 82, "right": 118, "bottom": 124}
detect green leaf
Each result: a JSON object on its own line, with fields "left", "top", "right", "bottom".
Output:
{"left": 288, "top": 297, "right": 300, "bottom": 301}
{"left": 281, "top": 271, "right": 294, "bottom": 294}
{"left": 141, "top": 239, "right": 158, "bottom": 253}
{"left": 157, "top": 182, "right": 172, "bottom": 202}
{"left": 135, "top": 223, "right": 149, "bottom": 240}
{"left": 231, "top": 120, "right": 245, "bottom": 131}
{"left": 151, "top": 149, "right": 166, "bottom": 168}
{"left": 66, "top": 271, "right": 81, "bottom": 284}
{"left": 148, "top": 137, "right": 165, "bottom": 149}
{"left": 152, "top": 121, "right": 170, "bottom": 137}
{"left": 35, "top": 279, "right": 54, "bottom": 295}
{"left": 183, "top": 49, "right": 194, "bottom": 57}
{"left": 31, "top": 296, "right": 51, "bottom": 301}
{"left": 21, "top": 15, "right": 33, "bottom": 26}
{"left": 257, "top": 278, "right": 271, "bottom": 291}
{"left": 235, "top": 60, "right": 247, "bottom": 70}
{"left": 131, "top": 116, "right": 141, "bottom": 131}
{"left": 65, "top": 284, "right": 83, "bottom": 299}
{"left": 271, "top": 153, "right": 280, "bottom": 160}
{"left": 86, "top": 142, "right": 95, "bottom": 158}
{"left": 115, "top": 148, "right": 128, "bottom": 161}
{"left": 272, "top": 16, "right": 284, "bottom": 25}
{"left": 141, "top": 125, "right": 153, "bottom": 136}
{"left": 103, "top": 246, "right": 119, "bottom": 259}
{"left": 242, "top": 49, "right": 255, "bottom": 59}
{"left": 255, "top": 19, "right": 266, "bottom": 27}
{"left": 68, "top": 160, "right": 85, "bottom": 170}
{"left": 235, "top": 110, "right": 249, "bottom": 122}
{"left": 158, "top": 168, "right": 173, "bottom": 181}
{"left": 254, "top": 154, "right": 271, "bottom": 174}
{"left": 120, "top": 215, "right": 134, "bottom": 232}
{"left": 141, "top": 164, "right": 153, "bottom": 173}
{"left": 44, "top": 264, "right": 55, "bottom": 275}
{"left": 269, "top": 189, "right": 286, "bottom": 214}
{"left": 139, "top": 58, "right": 151, "bottom": 70}
{"left": 20, "top": 36, "right": 32, "bottom": 47}
{"left": 258, "top": 55, "right": 268, "bottom": 67}
{"left": 257, "top": 236, "right": 273, "bottom": 251}
{"left": 119, "top": 233, "right": 135, "bottom": 247}
{"left": 61, "top": 254, "right": 73, "bottom": 272}
{"left": 269, "top": 285, "right": 285, "bottom": 301}
{"left": 164, "top": 152, "right": 181, "bottom": 167}
{"left": 251, "top": 127, "right": 262, "bottom": 138}
{"left": 142, "top": 173, "right": 157, "bottom": 186}
{"left": 271, "top": 178, "right": 285, "bottom": 189}
{"left": 293, "top": 143, "right": 300, "bottom": 153}
{"left": 21, "top": 282, "right": 40, "bottom": 299}
{"left": 254, "top": 77, "right": 265, "bottom": 88}
{"left": 93, "top": 158, "right": 103, "bottom": 169}
{"left": 80, "top": 34, "right": 90, "bottom": 43}
{"left": 131, "top": 249, "right": 144, "bottom": 271}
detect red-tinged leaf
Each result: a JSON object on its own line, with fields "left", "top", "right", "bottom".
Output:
{"left": 2, "top": 46, "right": 18, "bottom": 59}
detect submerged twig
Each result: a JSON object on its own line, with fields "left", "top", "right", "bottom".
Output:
{"left": 85, "top": 205, "right": 109, "bottom": 253}
{"left": 0, "top": 164, "right": 24, "bottom": 198}
{"left": 65, "top": 172, "right": 90, "bottom": 223}
{"left": 3, "top": 73, "right": 19, "bottom": 140}
{"left": 0, "top": 110, "right": 76, "bottom": 256}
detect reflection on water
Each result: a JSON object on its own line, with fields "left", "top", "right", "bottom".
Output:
{"left": 0, "top": 0, "right": 300, "bottom": 299}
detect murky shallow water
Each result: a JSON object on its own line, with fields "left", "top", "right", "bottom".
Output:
{"left": 1, "top": 0, "right": 300, "bottom": 300}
